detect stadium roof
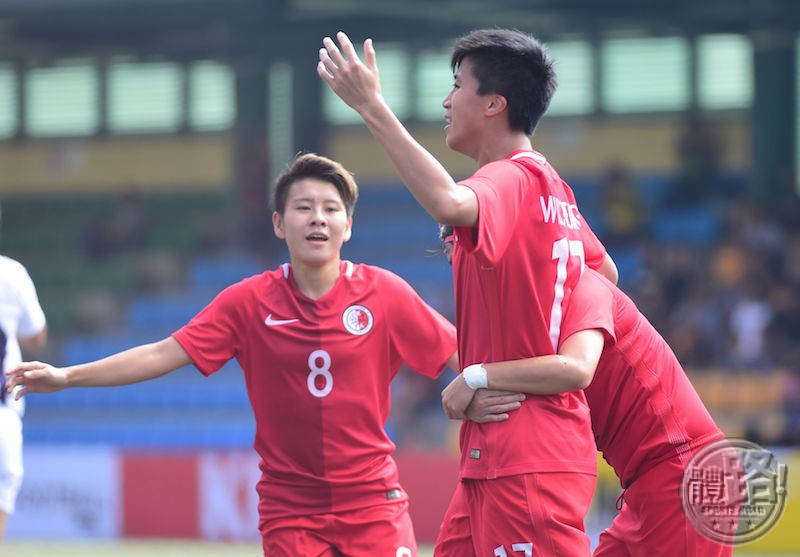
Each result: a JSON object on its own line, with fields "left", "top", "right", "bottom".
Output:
{"left": 0, "top": 0, "right": 798, "bottom": 61}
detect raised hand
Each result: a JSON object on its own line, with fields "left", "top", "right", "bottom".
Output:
{"left": 318, "top": 31, "right": 383, "bottom": 114}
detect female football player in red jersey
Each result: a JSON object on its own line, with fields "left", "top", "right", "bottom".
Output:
{"left": 7, "top": 153, "right": 471, "bottom": 557}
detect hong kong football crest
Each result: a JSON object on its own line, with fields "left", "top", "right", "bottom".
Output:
{"left": 342, "top": 305, "right": 373, "bottom": 336}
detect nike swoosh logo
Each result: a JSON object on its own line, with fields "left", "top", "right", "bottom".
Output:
{"left": 265, "top": 314, "right": 299, "bottom": 326}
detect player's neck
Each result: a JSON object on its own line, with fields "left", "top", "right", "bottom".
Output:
{"left": 475, "top": 131, "right": 532, "bottom": 167}
{"left": 290, "top": 258, "right": 342, "bottom": 300}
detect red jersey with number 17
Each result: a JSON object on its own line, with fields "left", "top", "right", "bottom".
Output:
{"left": 172, "top": 261, "right": 457, "bottom": 520}
{"left": 452, "top": 150, "right": 607, "bottom": 479}
{"left": 559, "top": 268, "right": 724, "bottom": 488}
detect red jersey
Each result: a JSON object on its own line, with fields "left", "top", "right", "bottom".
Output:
{"left": 172, "top": 261, "right": 457, "bottom": 519}
{"left": 560, "top": 268, "right": 724, "bottom": 488}
{"left": 452, "top": 150, "right": 606, "bottom": 479}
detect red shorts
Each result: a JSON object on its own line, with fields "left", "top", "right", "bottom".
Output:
{"left": 435, "top": 472, "right": 595, "bottom": 556}
{"left": 594, "top": 455, "right": 734, "bottom": 557}
{"left": 260, "top": 501, "right": 416, "bottom": 556}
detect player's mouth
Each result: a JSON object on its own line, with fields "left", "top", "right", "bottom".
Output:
{"left": 306, "top": 232, "right": 328, "bottom": 243}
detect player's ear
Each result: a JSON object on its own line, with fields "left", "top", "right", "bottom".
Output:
{"left": 486, "top": 94, "right": 507, "bottom": 116}
{"left": 272, "top": 211, "right": 286, "bottom": 239}
{"left": 342, "top": 215, "right": 353, "bottom": 243}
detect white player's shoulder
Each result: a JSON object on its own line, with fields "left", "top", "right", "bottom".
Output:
{"left": 0, "top": 254, "right": 29, "bottom": 276}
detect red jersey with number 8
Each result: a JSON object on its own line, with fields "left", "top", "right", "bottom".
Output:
{"left": 172, "top": 261, "right": 456, "bottom": 519}
{"left": 452, "top": 150, "right": 606, "bottom": 479}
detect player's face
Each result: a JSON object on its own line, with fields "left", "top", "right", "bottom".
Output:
{"left": 272, "top": 177, "right": 352, "bottom": 266}
{"left": 442, "top": 57, "right": 488, "bottom": 158}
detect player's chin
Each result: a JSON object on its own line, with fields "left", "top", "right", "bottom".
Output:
{"left": 443, "top": 128, "right": 454, "bottom": 146}
{"left": 444, "top": 132, "right": 466, "bottom": 155}
{"left": 298, "top": 247, "right": 338, "bottom": 266}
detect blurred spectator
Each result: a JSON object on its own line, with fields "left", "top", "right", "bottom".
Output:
{"left": 84, "top": 188, "right": 146, "bottom": 259}
{"left": 726, "top": 198, "right": 784, "bottom": 259}
{"left": 726, "top": 272, "right": 774, "bottom": 370}
{"left": 779, "top": 230, "right": 800, "bottom": 286}
{"left": 709, "top": 240, "right": 748, "bottom": 291}
{"left": 655, "top": 244, "right": 696, "bottom": 310}
{"left": 389, "top": 367, "right": 454, "bottom": 449}
{"left": 778, "top": 189, "right": 800, "bottom": 234}
{"left": 666, "top": 280, "right": 724, "bottom": 367}
{"left": 599, "top": 161, "right": 647, "bottom": 248}
{"left": 664, "top": 114, "right": 724, "bottom": 208}
{"left": 238, "top": 139, "right": 274, "bottom": 255}
{"left": 765, "top": 281, "right": 800, "bottom": 369}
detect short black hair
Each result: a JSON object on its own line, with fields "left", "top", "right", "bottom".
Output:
{"left": 451, "top": 28, "right": 556, "bottom": 135}
{"left": 272, "top": 153, "right": 359, "bottom": 216}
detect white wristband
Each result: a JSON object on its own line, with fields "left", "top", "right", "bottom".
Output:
{"left": 462, "top": 363, "right": 488, "bottom": 390}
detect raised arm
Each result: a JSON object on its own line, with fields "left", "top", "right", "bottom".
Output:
{"left": 318, "top": 32, "right": 478, "bottom": 227}
{"left": 443, "top": 328, "right": 605, "bottom": 420}
{"left": 5, "top": 337, "right": 192, "bottom": 400}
